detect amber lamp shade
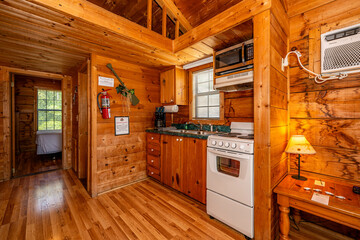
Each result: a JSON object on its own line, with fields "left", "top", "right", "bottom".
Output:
{"left": 285, "top": 135, "right": 316, "bottom": 181}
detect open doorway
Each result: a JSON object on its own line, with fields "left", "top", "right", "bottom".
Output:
{"left": 12, "top": 74, "right": 63, "bottom": 177}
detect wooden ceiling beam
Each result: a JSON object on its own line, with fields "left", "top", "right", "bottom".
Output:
{"left": 27, "top": 0, "right": 173, "bottom": 53}
{"left": 173, "top": 0, "right": 271, "bottom": 53}
{"left": 154, "top": 0, "right": 192, "bottom": 32}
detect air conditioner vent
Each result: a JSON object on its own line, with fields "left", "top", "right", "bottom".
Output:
{"left": 323, "top": 40, "right": 360, "bottom": 71}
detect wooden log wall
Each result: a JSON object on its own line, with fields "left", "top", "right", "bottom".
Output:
{"left": 289, "top": 0, "right": 360, "bottom": 183}
{"left": 14, "top": 75, "right": 62, "bottom": 158}
{"left": 0, "top": 67, "right": 11, "bottom": 181}
{"left": 90, "top": 54, "right": 161, "bottom": 195}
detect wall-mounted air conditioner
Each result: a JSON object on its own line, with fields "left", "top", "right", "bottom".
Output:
{"left": 321, "top": 23, "right": 360, "bottom": 74}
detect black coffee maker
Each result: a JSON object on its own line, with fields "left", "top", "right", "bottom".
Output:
{"left": 155, "top": 107, "right": 166, "bottom": 128}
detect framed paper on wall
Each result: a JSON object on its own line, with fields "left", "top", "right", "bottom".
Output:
{"left": 114, "top": 116, "right": 129, "bottom": 136}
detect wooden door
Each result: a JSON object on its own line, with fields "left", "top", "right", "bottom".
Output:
{"left": 78, "top": 72, "right": 88, "bottom": 179}
{"left": 160, "top": 68, "right": 175, "bottom": 104}
{"left": 183, "top": 138, "right": 207, "bottom": 203}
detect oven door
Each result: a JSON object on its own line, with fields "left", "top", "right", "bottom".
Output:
{"left": 207, "top": 147, "right": 253, "bottom": 207}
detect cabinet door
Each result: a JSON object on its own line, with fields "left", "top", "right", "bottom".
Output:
{"left": 183, "top": 138, "right": 207, "bottom": 203}
{"left": 171, "top": 137, "right": 183, "bottom": 191}
{"left": 160, "top": 69, "right": 175, "bottom": 104}
{"left": 161, "top": 134, "right": 173, "bottom": 186}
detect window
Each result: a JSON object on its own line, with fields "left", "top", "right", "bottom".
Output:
{"left": 192, "top": 68, "right": 220, "bottom": 119}
{"left": 37, "top": 90, "right": 62, "bottom": 130}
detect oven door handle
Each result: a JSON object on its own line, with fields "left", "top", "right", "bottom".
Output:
{"left": 207, "top": 148, "right": 251, "bottom": 160}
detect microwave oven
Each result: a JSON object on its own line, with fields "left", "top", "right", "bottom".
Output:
{"left": 214, "top": 39, "right": 254, "bottom": 76}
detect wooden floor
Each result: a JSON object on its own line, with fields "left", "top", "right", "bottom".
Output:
{"left": 13, "top": 152, "right": 62, "bottom": 177}
{"left": 0, "top": 169, "right": 247, "bottom": 240}
{"left": 0, "top": 169, "right": 355, "bottom": 240}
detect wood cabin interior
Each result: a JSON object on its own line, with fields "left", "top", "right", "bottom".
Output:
{"left": 0, "top": 0, "right": 359, "bottom": 239}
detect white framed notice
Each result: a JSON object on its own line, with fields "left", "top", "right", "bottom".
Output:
{"left": 115, "top": 116, "right": 129, "bottom": 136}
{"left": 98, "top": 76, "right": 114, "bottom": 87}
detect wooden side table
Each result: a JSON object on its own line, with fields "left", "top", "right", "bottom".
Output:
{"left": 274, "top": 175, "right": 360, "bottom": 240}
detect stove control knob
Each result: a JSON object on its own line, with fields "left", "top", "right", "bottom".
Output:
{"left": 231, "top": 143, "right": 237, "bottom": 149}
{"left": 224, "top": 142, "right": 230, "bottom": 148}
{"left": 218, "top": 141, "right": 223, "bottom": 147}
{"left": 211, "top": 140, "right": 217, "bottom": 146}
{"left": 239, "top": 145, "right": 245, "bottom": 150}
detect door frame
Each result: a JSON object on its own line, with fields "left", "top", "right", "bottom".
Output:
{"left": 8, "top": 68, "right": 69, "bottom": 178}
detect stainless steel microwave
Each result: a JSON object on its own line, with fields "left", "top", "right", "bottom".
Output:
{"left": 214, "top": 39, "right": 254, "bottom": 76}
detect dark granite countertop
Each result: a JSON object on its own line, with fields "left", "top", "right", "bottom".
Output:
{"left": 146, "top": 129, "right": 210, "bottom": 139}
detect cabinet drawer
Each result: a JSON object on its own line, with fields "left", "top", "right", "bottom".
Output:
{"left": 147, "top": 143, "right": 160, "bottom": 156}
{"left": 147, "top": 166, "right": 160, "bottom": 181}
{"left": 147, "top": 133, "right": 160, "bottom": 145}
{"left": 147, "top": 155, "right": 160, "bottom": 169}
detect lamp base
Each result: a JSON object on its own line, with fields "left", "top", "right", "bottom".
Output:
{"left": 292, "top": 175, "right": 307, "bottom": 181}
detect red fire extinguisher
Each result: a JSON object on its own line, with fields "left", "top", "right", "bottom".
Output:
{"left": 97, "top": 89, "right": 112, "bottom": 119}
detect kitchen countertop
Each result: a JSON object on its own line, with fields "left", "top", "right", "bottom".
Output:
{"left": 146, "top": 129, "right": 211, "bottom": 139}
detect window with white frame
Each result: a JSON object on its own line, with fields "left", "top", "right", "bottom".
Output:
{"left": 192, "top": 68, "right": 220, "bottom": 119}
{"left": 37, "top": 89, "right": 62, "bottom": 130}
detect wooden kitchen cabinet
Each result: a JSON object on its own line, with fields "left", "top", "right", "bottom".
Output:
{"left": 161, "top": 134, "right": 183, "bottom": 191}
{"left": 160, "top": 67, "right": 188, "bottom": 105}
{"left": 146, "top": 133, "right": 161, "bottom": 181}
{"left": 183, "top": 138, "right": 207, "bottom": 203}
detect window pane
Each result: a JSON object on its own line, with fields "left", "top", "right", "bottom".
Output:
{"left": 47, "top": 100, "right": 54, "bottom": 109}
{"left": 38, "top": 90, "right": 46, "bottom": 100}
{"left": 38, "top": 111, "right": 46, "bottom": 120}
{"left": 209, "top": 107, "right": 220, "bottom": 118}
{"left": 38, "top": 120, "right": 47, "bottom": 130}
{"left": 55, "top": 92, "right": 62, "bottom": 101}
{"left": 197, "top": 107, "right": 208, "bottom": 118}
{"left": 47, "top": 111, "right": 55, "bottom": 121}
{"left": 38, "top": 99, "right": 46, "bottom": 109}
{"left": 47, "top": 121, "right": 55, "bottom": 130}
{"left": 209, "top": 94, "right": 219, "bottom": 106}
{"left": 55, "top": 101, "right": 62, "bottom": 110}
{"left": 197, "top": 82, "right": 209, "bottom": 93}
{"left": 47, "top": 91, "right": 54, "bottom": 100}
{"left": 55, "top": 111, "right": 62, "bottom": 121}
{"left": 197, "top": 72, "right": 209, "bottom": 83}
{"left": 197, "top": 95, "right": 208, "bottom": 107}
{"left": 55, "top": 121, "right": 62, "bottom": 130}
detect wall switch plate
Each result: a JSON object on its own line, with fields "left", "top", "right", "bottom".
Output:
{"left": 353, "top": 186, "right": 360, "bottom": 194}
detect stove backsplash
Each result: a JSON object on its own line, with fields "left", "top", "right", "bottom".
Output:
{"left": 172, "top": 123, "right": 230, "bottom": 133}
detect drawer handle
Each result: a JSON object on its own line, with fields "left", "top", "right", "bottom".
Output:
{"left": 151, "top": 160, "right": 154, "bottom": 163}
{"left": 151, "top": 137, "right": 154, "bottom": 140}
{"left": 176, "top": 138, "right": 179, "bottom": 141}
{"left": 180, "top": 139, "right": 183, "bottom": 142}
{"left": 151, "top": 149, "right": 154, "bottom": 152}
{"left": 151, "top": 172, "right": 154, "bottom": 175}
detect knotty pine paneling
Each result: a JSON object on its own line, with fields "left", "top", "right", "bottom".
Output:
{"left": 92, "top": 54, "right": 161, "bottom": 194}
{"left": 289, "top": 0, "right": 360, "bottom": 182}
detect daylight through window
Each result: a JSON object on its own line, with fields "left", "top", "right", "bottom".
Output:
{"left": 37, "top": 90, "right": 62, "bottom": 130}
{"left": 192, "top": 68, "right": 220, "bottom": 119}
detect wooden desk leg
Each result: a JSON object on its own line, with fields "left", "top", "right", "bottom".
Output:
{"left": 293, "top": 209, "right": 301, "bottom": 225}
{"left": 279, "top": 206, "right": 290, "bottom": 240}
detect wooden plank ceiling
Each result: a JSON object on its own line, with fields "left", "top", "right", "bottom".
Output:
{"left": 0, "top": 0, "right": 254, "bottom": 74}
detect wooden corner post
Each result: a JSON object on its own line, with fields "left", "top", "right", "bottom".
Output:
{"left": 253, "top": 9, "right": 272, "bottom": 240}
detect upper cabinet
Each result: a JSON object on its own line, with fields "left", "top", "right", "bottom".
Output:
{"left": 160, "top": 67, "right": 188, "bottom": 105}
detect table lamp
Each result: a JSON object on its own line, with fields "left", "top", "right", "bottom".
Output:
{"left": 285, "top": 135, "right": 316, "bottom": 181}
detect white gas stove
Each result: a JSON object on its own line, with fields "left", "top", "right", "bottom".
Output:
{"left": 207, "top": 122, "right": 254, "bottom": 239}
